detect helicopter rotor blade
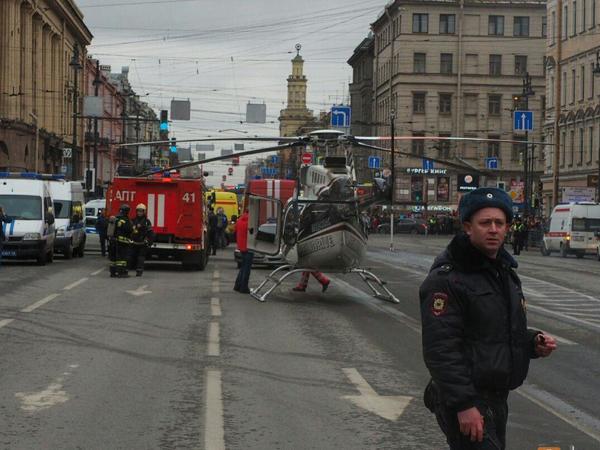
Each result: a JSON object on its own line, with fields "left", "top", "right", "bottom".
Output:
{"left": 142, "top": 141, "right": 304, "bottom": 176}
{"left": 350, "top": 140, "right": 488, "bottom": 175}
{"left": 118, "top": 136, "right": 302, "bottom": 148}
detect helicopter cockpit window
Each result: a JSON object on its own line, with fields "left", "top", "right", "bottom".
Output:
{"left": 246, "top": 194, "right": 283, "bottom": 256}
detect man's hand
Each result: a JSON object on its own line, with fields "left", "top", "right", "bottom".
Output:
{"left": 457, "top": 407, "right": 484, "bottom": 442}
{"left": 535, "top": 333, "right": 557, "bottom": 357}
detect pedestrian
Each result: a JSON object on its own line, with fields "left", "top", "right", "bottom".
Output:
{"left": 95, "top": 209, "right": 108, "bottom": 257}
{"left": 216, "top": 207, "right": 228, "bottom": 248}
{"left": 420, "top": 187, "right": 557, "bottom": 450}
{"left": 0, "top": 205, "right": 13, "bottom": 268}
{"left": 511, "top": 217, "right": 525, "bottom": 255}
{"left": 233, "top": 210, "right": 253, "bottom": 294}
{"left": 207, "top": 207, "right": 218, "bottom": 255}
{"left": 293, "top": 271, "right": 330, "bottom": 292}
{"left": 108, "top": 204, "right": 133, "bottom": 278}
{"left": 129, "top": 203, "right": 154, "bottom": 277}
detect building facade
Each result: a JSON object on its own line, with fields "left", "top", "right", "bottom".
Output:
{"left": 0, "top": 0, "right": 92, "bottom": 177}
{"left": 543, "top": 0, "right": 600, "bottom": 213}
{"left": 368, "top": 0, "right": 546, "bottom": 213}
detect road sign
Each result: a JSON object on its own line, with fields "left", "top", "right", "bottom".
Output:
{"left": 302, "top": 153, "right": 313, "bottom": 164}
{"left": 331, "top": 105, "right": 351, "bottom": 128}
{"left": 514, "top": 110, "right": 534, "bottom": 131}
{"left": 368, "top": 156, "right": 381, "bottom": 169}
{"left": 62, "top": 148, "right": 72, "bottom": 158}
{"left": 485, "top": 157, "right": 499, "bottom": 169}
{"left": 271, "top": 155, "right": 279, "bottom": 164}
{"left": 422, "top": 159, "right": 434, "bottom": 170}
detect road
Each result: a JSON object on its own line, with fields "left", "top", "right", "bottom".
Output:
{"left": 0, "top": 235, "right": 599, "bottom": 449}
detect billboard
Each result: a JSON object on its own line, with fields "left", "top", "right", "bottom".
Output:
{"left": 170, "top": 99, "right": 191, "bottom": 121}
{"left": 246, "top": 102, "right": 267, "bottom": 124}
{"left": 509, "top": 180, "right": 525, "bottom": 204}
{"left": 83, "top": 96, "right": 103, "bottom": 117}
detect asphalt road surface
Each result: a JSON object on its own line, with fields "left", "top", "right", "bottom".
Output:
{"left": 0, "top": 235, "right": 599, "bottom": 449}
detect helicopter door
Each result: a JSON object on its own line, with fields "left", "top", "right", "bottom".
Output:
{"left": 246, "top": 194, "right": 283, "bottom": 256}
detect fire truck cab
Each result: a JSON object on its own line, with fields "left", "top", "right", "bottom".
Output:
{"left": 107, "top": 172, "right": 209, "bottom": 270}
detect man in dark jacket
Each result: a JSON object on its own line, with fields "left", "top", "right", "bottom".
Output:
{"left": 0, "top": 205, "right": 13, "bottom": 268}
{"left": 207, "top": 208, "right": 218, "bottom": 256}
{"left": 129, "top": 203, "right": 154, "bottom": 277}
{"left": 420, "top": 187, "right": 557, "bottom": 449}
{"left": 109, "top": 204, "right": 133, "bottom": 278}
{"left": 95, "top": 210, "right": 108, "bottom": 257}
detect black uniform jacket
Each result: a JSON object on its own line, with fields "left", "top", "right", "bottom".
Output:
{"left": 419, "top": 233, "right": 540, "bottom": 411}
{"left": 131, "top": 217, "right": 154, "bottom": 244}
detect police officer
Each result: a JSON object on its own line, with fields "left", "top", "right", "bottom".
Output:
{"left": 420, "top": 188, "right": 557, "bottom": 449}
{"left": 129, "top": 203, "right": 154, "bottom": 277}
{"left": 109, "top": 204, "right": 133, "bottom": 278}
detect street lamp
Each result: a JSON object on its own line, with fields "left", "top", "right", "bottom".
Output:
{"left": 521, "top": 72, "right": 535, "bottom": 216}
{"left": 69, "top": 45, "right": 82, "bottom": 179}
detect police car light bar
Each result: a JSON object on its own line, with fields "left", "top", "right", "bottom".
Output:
{"left": 0, "top": 172, "right": 66, "bottom": 180}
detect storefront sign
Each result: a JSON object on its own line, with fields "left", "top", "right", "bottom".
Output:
{"left": 406, "top": 168, "right": 448, "bottom": 175}
{"left": 457, "top": 174, "right": 479, "bottom": 192}
{"left": 562, "top": 187, "right": 596, "bottom": 203}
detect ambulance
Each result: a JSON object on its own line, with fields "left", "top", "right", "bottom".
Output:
{"left": 0, "top": 172, "right": 56, "bottom": 264}
{"left": 541, "top": 202, "right": 600, "bottom": 258}
{"left": 107, "top": 171, "right": 210, "bottom": 270}
{"left": 206, "top": 190, "right": 239, "bottom": 220}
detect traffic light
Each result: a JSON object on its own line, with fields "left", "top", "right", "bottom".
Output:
{"left": 228, "top": 167, "right": 233, "bottom": 176}
{"left": 222, "top": 175, "right": 227, "bottom": 182}
{"left": 160, "top": 110, "right": 169, "bottom": 132}
{"left": 170, "top": 137, "right": 177, "bottom": 153}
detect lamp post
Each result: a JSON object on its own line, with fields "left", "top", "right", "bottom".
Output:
{"left": 593, "top": 51, "right": 600, "bottom": 202}
{"left": 69, "top": 45, "right": 82, "bottom": 179}
{"left": 389, "top": 109, "right": 396, "bottom": 252}
{"left": 521, "top": 72, "right": 535, "bottom": 216}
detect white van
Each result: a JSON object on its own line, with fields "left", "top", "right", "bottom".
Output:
{"left": 49, "top": 180, "right": 86, "bottom": 259}
{"left": 541, "top": 203, "right": 600, "bottom": 258}
{"left": 84, "top": 199, "right": 106, "bottom": 233}
{"left": 0, "top": 173, "right": 56, "bottom": 264}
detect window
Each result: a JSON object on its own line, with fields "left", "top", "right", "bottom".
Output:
{"left": 438, "top": 133, "right": 451, "bottom": 159}
{"left": 488, "top": 94, "right": 502, "bottom": 115}
{"left": 593, "top": 0, "right": 597, "bottom": 27}
{"left": 570, "top": 129, "right": 575, "bottom": 165}
{"left": 542, "top": 15, "right": 547, "bottom": 37}
{"left": 572, "top": 68, "right": 576, "bottom": 103}
{"left": 590, "top": 126, "right": 595, "bottom": 162}
{"left": 414, "top": 52, "right": 426, "bottom": 73}
{"left": 583, "top": 0, "right": 587, "bottom": 31}
{"left": 515, "top": 55, "right": 528, "bottom": 75}
{"left": 578, "top": 128, "right": 584, "bottom": 165}
{"left": 512, "top": 135, "right": 526, "bottom": 161}
{"left": 563, "top": 5, "right": 568, "bottom": 39}
{"left": 413, "top": 13, "right": 429, "bottom": 33}
{"left": 465, "top": 94, "right": 478, "bottom": 115}
{"left": 413, "top": 92, "right": 426, "bottom": 113}
{"left": 573, "top": 1, "right": 577, "bottom": 35}
{"left": 439, "top": 93, "right": 452, "bottom": 114}
{"left": 488, "top": 15, "right": 504, "bottom": 35}
{"left": 440, "top": 53, "right": 453, "bottom": 74}
{"left": 412, "top": 133, "right": 425, "bottom": 156}
{"left": 592, "top": 64, "right": 596, "bottom": 98}
{"left": 562, "top": 71, "right": 567, "bottom": 105}
{"left": 560, "top": 131, "right": 566, "bottom": 166}
{"left": 440, "top": 14, "right": 456, "bottom": 34}
{"left": 514, "top": 16, "right": 530, "bottom": 36}
{"left": 551, "top": 11, "right": 556, "bottom": 44}
{"left": 581, "top": 65, "right": 586, "bottom": 100}
{"left": 489, "top": 54, "right": 502, "bottom": 76}
{"left": 487, "top": 135, "right": 500, "bottom": 157}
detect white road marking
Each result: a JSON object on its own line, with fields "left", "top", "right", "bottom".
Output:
{"left": 125, "top": 285, "right": 153, "bottom": 297}
{"left": 21, "top": 293, "right": 61, "bottom": 313}
{"left": 213, "top": 270, "right": 220, "bottom": 280}
{"left": 211, "top": 297, "right": 222, "bottom": 317}
{"left": 63, "top": 277, "right": 89, "bottom": 291}
{"left": 204, "top": 369, "right": 225, "bottom": 450}
{"left": 15, "top": 377, "right": 69, "bottom": 412}
{"left": 207, "top": 322, "right": 220, "bottom": 356}
{"left": 212, "top": 281, "right": 220, "bottom": 294}
{"left": 0, "top": 319, "right": 14, "bottom": 329}
{"left": 341, "top": 368, "right": 413, "bottom": 422}
{"left": 90, "top": 268, "right": 104, "bottom": 276}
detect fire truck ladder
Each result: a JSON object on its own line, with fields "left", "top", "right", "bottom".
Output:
{"left": 250, "top": 265, "right": 400, "bottom": 304}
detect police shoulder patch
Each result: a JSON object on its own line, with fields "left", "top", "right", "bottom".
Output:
{"left": 431, "top": 292, "right": 449, "bottom": 317}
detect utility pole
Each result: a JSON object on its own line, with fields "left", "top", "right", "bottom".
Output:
{"left": 521, "top": 72, "right": 535, "bottom": 216}
{"left": 552, "top": 0, "right": 563, "bottom": 208}
{"left": 389, "top": 109, "right": 395, "bottom": 252}
{"left": 593, "top": 51, "right": 600, "bottom": 201}
{"left": 93, "top": 59, "right": 100, "bottom": 195}
{"left": 70, "top": 45, "right": 82, "bottom": 179}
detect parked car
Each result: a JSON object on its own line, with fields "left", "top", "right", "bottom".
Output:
{"left": 377, "top": 218, "right": 428, "bottom": 235}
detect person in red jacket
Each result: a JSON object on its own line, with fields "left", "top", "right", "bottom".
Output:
{"left": 234, "top": 210, "right": 253, "bottom": 294}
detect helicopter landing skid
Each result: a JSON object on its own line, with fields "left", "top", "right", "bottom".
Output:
{"left": 250, "top": 265, "right": 400, "bottom": 304}
{"left": 351, "top": 268, "right": 400, "bottom": 304}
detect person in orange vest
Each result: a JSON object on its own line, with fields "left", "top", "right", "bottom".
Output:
{"left": 293, "top": 271, "right": 330, "bottom": 292}
{"left": 234, "top": 210, "right": 253, "bottom": 294}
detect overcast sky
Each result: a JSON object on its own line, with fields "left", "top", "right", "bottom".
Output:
{"left": 79, "top": 0, "right": 383, "bottom": 185}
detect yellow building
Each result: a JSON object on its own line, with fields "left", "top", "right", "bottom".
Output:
{"left": 0, "top": 0, "right": 93, "bottom": 177}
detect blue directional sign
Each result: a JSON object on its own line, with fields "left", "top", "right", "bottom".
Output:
{"left": 368, "top": 156, "right": 381, "bottom": 169}
{"left": 485, "top": 157, "right": 499, "bottom": 169}
{"left": 423, "top": 159, "right": 434, "bottom": 171}
{"left": 270, "top": 155, "right": 279, "bottom": 164}
{"left": 514, "top": 110, "right": 534, "bottom": 131}
{"left": 331, "top": 105, "right": 352, "bottom": 128}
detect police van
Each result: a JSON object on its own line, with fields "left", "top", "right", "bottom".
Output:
{"left": 541, "top": 202, "right": 600, "bottom": 258}
{"left": 49, "top": 179, "right": 86, "bottom": 259}
{"left": 0, "top": 172, "right": 56, "bottom": 264}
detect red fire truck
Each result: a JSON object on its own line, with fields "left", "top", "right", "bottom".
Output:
{"left": 106, "top": 172, "right": 209, "bottom": 270}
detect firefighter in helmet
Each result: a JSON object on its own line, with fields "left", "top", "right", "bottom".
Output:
{"left": 108, "top": 204, "right": 133, "bottom": 278}
{"left": 129, "top": 203, "right": 154, "bottom": 277}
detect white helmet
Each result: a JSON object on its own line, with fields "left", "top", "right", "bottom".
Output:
{"left": 136, "top": 203, "right": 147, "bottom": 212}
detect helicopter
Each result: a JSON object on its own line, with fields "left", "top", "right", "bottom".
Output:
{"left": 121, "top": 131, "right": 550, "bottom": 303}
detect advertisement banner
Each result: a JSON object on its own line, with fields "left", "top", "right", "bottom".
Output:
{"left": 437, "top": 176, "right": 449, "bottom": 201}
{"left": 509, "top": 180, "right": 525, "bottom": 204}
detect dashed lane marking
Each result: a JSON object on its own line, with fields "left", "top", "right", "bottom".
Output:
{"left": 212, "top": 281, "right": 220, "bottom": 294}
{"left": 91, "top": 268, "right": 104, "bottom": 276}
{"left": 213, "top": 270, "right": 220, "bottom": 280}
{"left": 21, "top": 293, "right": 61, "bottom": 313}
{"left": 211, "top": 297, "right": 222, "bottom": 317}
{"left": 204, "top": 369, "right": 225, "bottom": 450}
{"left": 63, "top": 277, "right": 89, "bottom": 291}
{"left": 0, "top": 319, "right": 14, "bottom": 329}
{"left": 207, "top": 322, "right": 220, "bottom": 357}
